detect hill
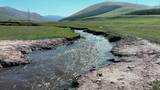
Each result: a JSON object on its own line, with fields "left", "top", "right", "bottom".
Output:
{"left": 127, "top": 8, "right": 160, "bottom": 15}
{"left": 63, "top": 2, "right": 149, "bottom": 21}
{"left": 0, "top": 7, "right": 46, "bottom": 22}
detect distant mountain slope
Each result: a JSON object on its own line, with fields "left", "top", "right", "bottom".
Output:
{"left": 45, "top": 15, "right": 64, "bottom": 21}
{"left": 63, "top": 2, "right": 149, "bottom": 21}
{"left": 127, "top": 8, "right": 160, "bottom": 15}
{"left": 92, "top": 7, "right": 144, "bottom": 18}
{"left": 0, "top": 7, "right": 46, "bottom": 22}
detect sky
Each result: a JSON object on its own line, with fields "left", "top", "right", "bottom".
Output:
{"left": 0, "top": 0, "right": 159, "bottom": 16}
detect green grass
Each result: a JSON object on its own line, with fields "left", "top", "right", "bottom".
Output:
{"left": 0, "top": 26, "right": 79, "bottom": 40}
{"left": 152, "top": 80, "right": 160, "bottom": 90}
{"left": 59, "top": 15, "right": 160, "bottom": 43}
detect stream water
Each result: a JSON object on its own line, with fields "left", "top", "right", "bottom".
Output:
{"left": 0, "top": 30, "right": 113, "bottom": 90}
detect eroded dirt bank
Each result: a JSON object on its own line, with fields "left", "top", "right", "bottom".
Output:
{"left": 77, "top": 38, "right": 160, "bottom": 90}
{"left": 0, "top": 38, "right": 79, "bottom": 68}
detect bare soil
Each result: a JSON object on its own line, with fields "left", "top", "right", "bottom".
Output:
{"left": 77, "top": 38, "right": 160, "bottom": 90}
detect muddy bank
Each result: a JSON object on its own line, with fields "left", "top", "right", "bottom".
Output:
{"left": 0, "top": 36, "right": 80, "bottom": 68}
{"left": 77, "top": 37, "right": 160, "bottom": 90}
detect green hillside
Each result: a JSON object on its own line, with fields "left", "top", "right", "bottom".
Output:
{"left": 63, "top": 2, "right": 149, "bottom": 21}
{"left": 127, "top": 8, "right": 160, "bottom": 15}
{"left": 92, "top": 7, "right": 142, "bottom": 17}
{"left": 60, "top": 15, "right": 160, "bottom": 43}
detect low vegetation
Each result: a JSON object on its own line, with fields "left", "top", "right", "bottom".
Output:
{"left": 0, "top": 25, "right": 78, "bottom": 40}
{"left": 152, "top": 80, "right": 160, "bottom": 90}
{"left": 60, "top": 15, "right": 160, "bottom": 43}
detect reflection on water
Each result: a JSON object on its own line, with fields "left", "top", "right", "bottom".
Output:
{"left": 0, "top": 30, "right": 113, "bottom": 90}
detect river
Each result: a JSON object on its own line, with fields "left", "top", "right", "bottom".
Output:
{"left": 0, "top": 30, "right": 113, "bottom": 90}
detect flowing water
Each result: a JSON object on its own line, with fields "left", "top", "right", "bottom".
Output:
{"left": 0, "top": 30, "right": 113, "bottom": 90}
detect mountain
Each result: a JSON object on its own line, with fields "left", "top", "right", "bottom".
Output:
{"left": 45, "top": 15, "right": 64, "bottom": 21}
{"left": 63, "top": 2, "right": 149, "bottom": 21}
{"left": 127, "top": 8, "right": 160, "bottom": 15}
{"left": 0, "top": 7, "right": 46, "bottom": 22}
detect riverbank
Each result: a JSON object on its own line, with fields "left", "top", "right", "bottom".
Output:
{"left": 59, "top": 15, "right": 160, "bottom": 43}
{"left": 0, "top": 36, "right": 80, "bottom": 68}
{"left": 77, "top": 37, "right": 160, "bottom": 90}
{"left": 0, "top": 30, "right": 113, "bottom": 90}
{"left": 0, "top": 25, "right": 80, "bottom": 68}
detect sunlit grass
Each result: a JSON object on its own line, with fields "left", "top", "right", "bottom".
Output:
{"left": 0, "top": 26, "right": 79, "bottom": 40}
{"left": 60, "top": 15, "right": 160, "bottom": 43}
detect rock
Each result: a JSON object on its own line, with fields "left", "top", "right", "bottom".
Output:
{"left": 95, "top": 79, "right": 102, "bottom": 86}
{"left": 71, "top": 74, "right": 81, "bottom": 88}
{"left": 41, "top": 47, "right": 52, "bottom": 50}
{"left": 117, "top": 78, "right": 124, "bottom": 81}
{"left": 0, "top": 61, "right": 10, "bottom": 68}
{"left": 71, "top": 80, "right": 79, "bottom": 88}
{"left": 0, "top": 64, "right": 3, "bottom": 68}
{"left": 44, "top": 82, "right": 50, "bottom": 87}
{"left": 108, "top": 35, "right": 121, "bottom": 42}
{"left": 108, "top": 58, "right": 121, "bottom": 63}
{"left": 110, "top": 81, "right": 115, "bottom": 84}
{"left": 155, "top": 58, "right": 160, "bottom": 65}
{"left": 127, "top": 66, "right": 135, "bottom": 70}
{"left": 97, "top": 73, "right": 103, "bottom": 77}
{"left": 89, "top": 66, "right": 96, "bottom": 72}
{"left": 0, "top": 60, "right": 28, "bottom": 68}
{"left": 20, "top": 50, "right": 27, "bottom": 54}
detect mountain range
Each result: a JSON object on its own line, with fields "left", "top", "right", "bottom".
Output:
{"left": 0, "top": 7, "right": 63, "bottom": 22}
{"left": 0, "top": 2, "right": 156, "bottom": 22}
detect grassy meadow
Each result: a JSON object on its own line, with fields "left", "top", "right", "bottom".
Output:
{"left": 0, "top": 24, "right": 79, "bottom": 40}
{"left": 0, "top": 15, "right": 160, "bottom": 42}
{"left": 60, "top": 15, "right": 160, "bottom": 43}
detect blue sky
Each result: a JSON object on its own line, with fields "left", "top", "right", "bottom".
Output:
{"left": 0, "top": 0, "right": 159, "bottom": 16}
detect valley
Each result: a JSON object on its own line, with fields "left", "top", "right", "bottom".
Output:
{"left": 0, "top": 1, "right": 160, "bottom": 90}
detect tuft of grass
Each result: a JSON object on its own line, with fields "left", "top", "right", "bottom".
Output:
{"left": 152, "top": 80, "right": 160, "bottom": 90}
{"left": 0, "top": 26, "right": 79, "bottom": 40}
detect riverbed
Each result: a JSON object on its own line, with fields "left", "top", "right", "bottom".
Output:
{"left": 0, "top": 30, "right": 113, "bottom": 90}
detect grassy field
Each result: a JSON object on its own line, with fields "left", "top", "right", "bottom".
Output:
{"left": 1, "top": 15, "right": 160, "bottom": 42}
{"left": 0, "top": 25, "right": 79, "bottom": 40}
{"left": 60, "top": 15, "right": 160, "bottom": 43}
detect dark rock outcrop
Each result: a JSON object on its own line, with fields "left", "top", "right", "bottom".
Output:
{"left": 108, "top": 35, "right": 121, "bottom": 42}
